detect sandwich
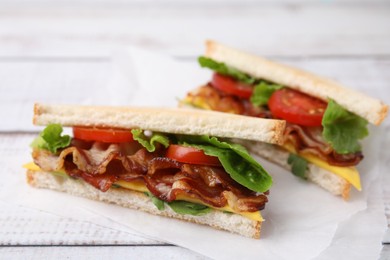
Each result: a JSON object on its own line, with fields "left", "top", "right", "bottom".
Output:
{"left": 181, "top": 40, "right": 388, "bottom": 199}
{"left": 25, "top": 103, "right": 286, "bottom": 238}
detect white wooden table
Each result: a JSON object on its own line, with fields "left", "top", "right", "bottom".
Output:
{"left": 0, "top": 1, "right": 389, "bottom": 258}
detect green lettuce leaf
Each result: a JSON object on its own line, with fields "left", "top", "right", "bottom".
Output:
{"left": 168, "top": 201, "right": 212, "bottom": 216}
{"left": 322, "top": 100, "right": 368, "bottom": 154}
{"left": 145, "top": 192, "right": 211, "bottom": 215}
{"left": 31, "top": 124, "right": 71, "bottom": 154}
{"left": 131, "top": 129, "right": 170, "bottom": 152}
{"left": 177, "top": 135, "right": 272, "bottom": 193}
{"left": 198, "top": 56, "right": 256, "bottom": 84}
{"left": 250, "top": 82, "right": 283, "bottom": 106}
{"left": 287, "top": 154, "right": 308, "bottom": 179}
{"left": 145, "top": 193, "right": 212, "bottom": 215}
{"left": 144, "top": 192, "right": 165, "bottom": 210}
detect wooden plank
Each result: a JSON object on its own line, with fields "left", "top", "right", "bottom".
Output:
{"left": 0, "top": 57, "right": 388, "bottom": 105}
{"left": 0, "top": 59, "right": 110, "bottom": 131}
{"left": 1, "top": 0, "right": 388, "bottom": 6}
{"left": 0, "top": 246, "right": 209, "bottom": 259}
{"left": 0, "top": 57, "right": 389, "bottom": 131}
{"left": 0, "top": 202, "right": 162, "bottom": 245}
{"left": 0, "top": 57, "right": 388, "bottom": 99}
{"left": 381, "top": 125, "right": 390, "bottom": 243}
{"left": 0, "top": 4, "right": 389, "bottom": 57}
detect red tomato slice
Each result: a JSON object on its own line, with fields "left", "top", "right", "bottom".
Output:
{"left": 166, "top": 145, "right": 221, "bottom": 166}
{"left": 268, "top": 88, "right": 327, "bottom": 126}
{"left": 211, "top": 73, "right": 253, "bottom": 99}
{"left": 73, "top": 127, "right": 134, "bottom": 143}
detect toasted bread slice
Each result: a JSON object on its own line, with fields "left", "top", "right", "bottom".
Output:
{"left": 27, "top": 170, "right": 262, "bottom": 238}
{"left": 34, "top": 103, "right": 285, "bottom": 145}
{"left": 205, "top": 40, "right": 388, "bottom": 125}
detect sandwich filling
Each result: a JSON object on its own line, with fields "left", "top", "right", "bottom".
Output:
{"left": 182, "top": 57, "right": 369, "bottom": 191}
{"left": 29, "top": 124, "right": 272, "bottom": 221}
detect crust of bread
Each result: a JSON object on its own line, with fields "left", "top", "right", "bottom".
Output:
{"left": 26, "top": 170, "right": 262, "bottom": 238}
{"left": 234, "top": 140, "right": 351, "bottom": 199}
{"left": 33, "top": 103, "right": 285, "bottom": 145}
{"left": 205, "top": 40, "right": 388, "bottom": 125}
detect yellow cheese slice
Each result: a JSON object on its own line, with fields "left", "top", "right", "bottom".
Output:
{"left": 23, "top": 162, "right": 41, "bottom": 171}
{"left": 174, "top": 194, "right": 263, "bottom": 221}
{"left": 116, "top": 180, "right": 262, "bottom": 221}
{"left": 24, "top": 162, "right": 263, "bottom": 221}
{"left": 283, "top": 143, "right": 361, "bottom": 191}
{"left": 114, "top": 180, "right": 149, "bottom": 193}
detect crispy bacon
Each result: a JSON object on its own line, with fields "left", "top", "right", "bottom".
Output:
{"left": 68, "top": 170, "right": 118, "bottom": 192}
{"left": 285, "top": 124, "right": 363, "bottom": 166}
{"left": 186, "top": 85, "right": 272, "bottom": 118}
{"left": 285, "top": 125, "right": 332, "bottom": 155}
{"left": 144, "top": 159, "right": 267, "bottom": 211}
{"left": 330, "top": 151, "right": 363, "bottom": 166}
{"left": 33, "top": 142, "right": 268, "bottom": 212}
{"left": 186, "top": 85, "right": 363, "bottom": 167}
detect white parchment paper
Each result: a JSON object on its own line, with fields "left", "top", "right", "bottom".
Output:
{"left": 0, "top": 47, "right": 386, "bottom": 259}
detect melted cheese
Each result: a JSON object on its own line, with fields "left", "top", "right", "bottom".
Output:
{"left": 283, "top": 143, "right": 361, "bottom": 191}
{"left": 181, "top": 96, "right": 212, "bottom": 110}
{"left": 24, "top": 162, "right": 263, "bottom": 222}
{"left": 23, "top": 162, "right": 41, "bottom": 171}
{"left": 114, "top": 180, "right": 149, "bottom": 192}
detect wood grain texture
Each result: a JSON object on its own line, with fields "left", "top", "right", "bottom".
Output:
{"left": 381, "top": 125, "right": 390, "bottom": 244}
{"left": 0, "top": 1, "right": 389, "bottom": 257}
{"left": 1, "top": 0, "right": 388, "bottom": 5}
{"left": 0, "top": 57, "right": 388, "bottom": 103}
{"left": 0, "top": 59, "right": 110, "bottom": 131}
{"left": 0, "top": 4, "right": 389, "bottom": 57}
{"left": 0, "top": 202, "right": 161, "bottom": 246}
{"left": 1, "top": 57, "right": 389, "bottom": 132}
{"left": 0, "top": 246, "right": 209, "bottom": 260}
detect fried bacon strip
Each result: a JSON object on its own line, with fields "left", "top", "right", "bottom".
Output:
{"left": 285, "top": 124, "right": 363, "bottom": 166}
{"left": 33, "top": 140, "right": 268, "bottom": 212}
{"left": 185, "top": 85, "right": 272, "bottom": 118}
